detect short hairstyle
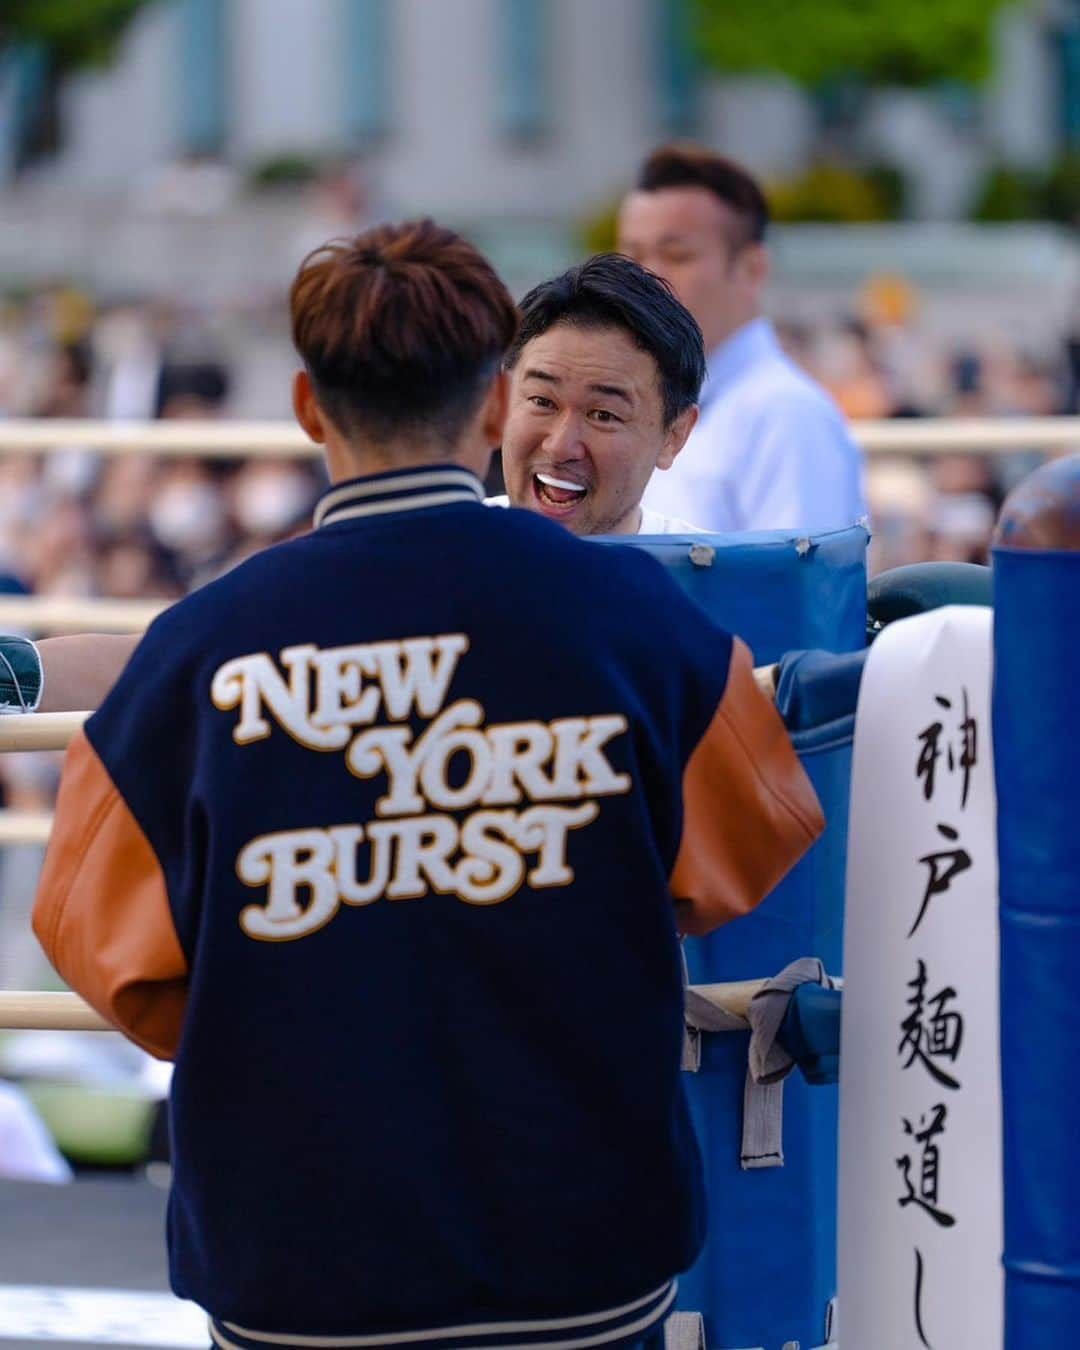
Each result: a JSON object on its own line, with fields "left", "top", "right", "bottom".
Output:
{"left": 290, "top": 219, "right": 519, "bottom": 445}
{"left": 504, "top": 253, "right": 705, "bottom": 426}
{"left": 637, "top": 143, "right": 769, "bottom": 247}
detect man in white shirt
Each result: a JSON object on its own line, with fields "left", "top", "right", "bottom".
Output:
{"left": 491, "top": 252, "right": 707, "bottom": 535}
{"left": 618, "top": 144, "right": 867, "bottom": 535}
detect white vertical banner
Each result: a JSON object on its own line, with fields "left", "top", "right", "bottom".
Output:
{"left": 838, "top": 606, "right": 1002, "bottom": 1350}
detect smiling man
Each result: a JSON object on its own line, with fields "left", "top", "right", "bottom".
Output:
{"left": 491, "top": 253, "right": 706, "bottom": 535}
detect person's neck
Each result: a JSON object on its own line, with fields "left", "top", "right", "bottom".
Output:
{"left": 707, "top": 309, "right": 762, "bottom": 358}
{"left": 606, "top": 504, "right": 642, "bottom": 536}
{"left": 323, "top": 437, "right": 481, "bottom": 486}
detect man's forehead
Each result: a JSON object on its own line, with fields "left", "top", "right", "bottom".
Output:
{"left": 618, "top": 186, "right": 736, "bottom": 241}
{"left": 514, "top": 324, "right": 659, "bottom": 402}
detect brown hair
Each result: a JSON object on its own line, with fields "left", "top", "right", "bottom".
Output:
{"left": 637, "top": 144, "right": 769, "bottom": 247}
{"left": 290, "top": 219, "right": 519, "bottom": 445}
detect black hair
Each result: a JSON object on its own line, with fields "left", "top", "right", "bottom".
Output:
{"left": 638, "top": 143, "right": 769, "bottom": 247}
{"left": 505, "top": 253, "right": 705, "bottom": 426}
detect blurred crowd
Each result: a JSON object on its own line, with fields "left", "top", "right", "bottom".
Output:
{"left": 776, "top": 274, "right": 1078, "bottom": 573}
{"left": 0, "top": 287, "right": 325, "bottom": 603}
{"left": 2, "top": 274, "right": 1075, "bottom": 614}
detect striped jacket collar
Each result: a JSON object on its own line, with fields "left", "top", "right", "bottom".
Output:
{"left": 314, "top": 465, "right": 485, "bottom": 529}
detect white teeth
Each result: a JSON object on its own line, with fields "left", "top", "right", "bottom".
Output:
{"left": 536, "top": 472, "right": 586, "bottom": 494}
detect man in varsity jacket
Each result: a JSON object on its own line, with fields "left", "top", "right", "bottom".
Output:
{"left": 33, "top": 221, "right": 822, "bottom": 1350}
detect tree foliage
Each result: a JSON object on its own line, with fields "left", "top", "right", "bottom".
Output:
{"left": 692, "top": 0, "right": 1017, "bottom": 87}
{"left": 0, "top": 0, "right": 154, "bottom": 73}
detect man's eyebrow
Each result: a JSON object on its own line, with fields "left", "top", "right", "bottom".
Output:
{"left": 588, "top": 382, "right": 633, "bottom": 407}
{"left": 522, "top": 367, "right": 634, "bottom": 408}
{"left": 522, "top": 367, "right": 559, "bottom": 385}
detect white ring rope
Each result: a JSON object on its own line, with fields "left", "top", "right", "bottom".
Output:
{"left": 0, "top": 811, "right": 53, "bottom": 845}
{"left": 0, "top": 991, "right": 113, "bottom": 1032}
{"left": 0, "top": 596, "right": 167, "bottom": 634}
{"left": 0, "top": 420, "right": 317, "bottom": 457}
{"left": 0, "top": 417, "right": 1076, "bottom": 457}
{"left": 0, "top": 981, "right": 771, "bottom": 1033}
{"left": 0, "top": 711, "right": 89, "bottom": 752}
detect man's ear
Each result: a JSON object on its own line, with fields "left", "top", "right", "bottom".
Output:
{"left": 480, "top": 369, "right": 510, "bottom": 447}
{"left": 736, "top": 240, "right": 770, "bottom": 293}
{"left": 292, "top": 370, "right": 327, "bottom": 445}
{"left": 656, "top": 403, "right": 699, "bottom": 471}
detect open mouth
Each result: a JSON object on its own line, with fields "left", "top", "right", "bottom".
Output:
{"left": 532, "top": 472, "right": 588, "bottom": 513}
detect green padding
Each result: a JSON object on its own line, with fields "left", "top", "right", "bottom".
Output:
{"left": 23, "top": 1082, "right": 155, "bottom": 1166}
{"left": 0, "top": 635, "right": 42, "bottom": 711}
{"left": 867, "top": 561, "right": 992, "bottom": 640}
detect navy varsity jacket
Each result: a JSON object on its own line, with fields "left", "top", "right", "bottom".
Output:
{"left": 34, "top": 464, "right": 822, "bottom": 1350}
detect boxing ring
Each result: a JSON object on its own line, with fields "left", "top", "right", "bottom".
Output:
{"left": 0, "top": 421, "right": 1075, "bottom": 1350}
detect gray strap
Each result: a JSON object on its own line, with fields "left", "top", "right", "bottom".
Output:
{"left": 741, "top": 957, "right": 833, "bottom": 1171}
{"left": 680, "top": 942, "right": 700, "bottom": 1072}
{"left": 681, "top": 1024, "right": 701, "bottom": 1073}
{"left": 741, "top": 1073, "right": 786, "bottom": 1170}
{"left": 681, "top": 955, "right": 754, "bottom": 1071}
{"left": 684, "top": 986, "right": 749, "bottom": 1033}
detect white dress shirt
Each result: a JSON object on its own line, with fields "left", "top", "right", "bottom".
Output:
{"left": 642, "top": 317, "right": 867, "bottom": 534}
{"left": 485, "top": 497, "right": 705, "bottom": 534}
{"left": 0, "top": 1081, "right": 72, "bottom": 1184}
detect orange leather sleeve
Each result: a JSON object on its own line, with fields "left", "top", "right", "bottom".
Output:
{"left": 671, "top": 636, "right": 825, "bottom": 937}
{"left": 32, "top": 729, "right": 188, "bottom": 1060}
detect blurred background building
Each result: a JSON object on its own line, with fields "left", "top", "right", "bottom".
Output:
{"left": 1, "top": 1, "right": 1080, "bottom": 304}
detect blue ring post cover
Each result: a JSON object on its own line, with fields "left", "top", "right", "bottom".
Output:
{"left": 993, "top": 548, "right": 1080, "bottom": 1348}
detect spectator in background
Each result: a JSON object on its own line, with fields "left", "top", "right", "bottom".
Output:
{"left": 146, "top": 462, "right": 231, "bottom": 585}
{"left": 0, "top": 1081, "right": 71, "bottom": 1183}
{"left": 95, "top": 535, "right": 185, "bottom": 601}
{"left": 33, "top": 341, "right": 93, "bottom": 420}
{"left": 824, "top": 318, "right": 896, "bottom": 421}
{"left": 156, "top": 360, "right": 230, "bottom": 421}
{"left": 222, "top": 460, "right": 323, "bottom": 569}
{"left": 617, "top": 144, "right": 866, "bottom": 534}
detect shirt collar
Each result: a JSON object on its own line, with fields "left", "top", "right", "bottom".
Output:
{"left": 314, "top": 464, "right": 485, "bottom": 529}
{"left": 700, "top": 317, "right": 779, "bottom": 407}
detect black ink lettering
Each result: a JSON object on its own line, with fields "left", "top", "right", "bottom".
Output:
{"left": 899, "top": 960, "right": 964, "bottom": 1090}
{"left": 958, "top": 687, "right": 977, "bottom": 810}
{"left": 908, "top": 825, "right": 972, "bottom": 938}
{"left": 914, "top": 1247, "right": 933, "bottom": 1349}
{"left": 897, "top": 1104, "right": 956, "bottom": 1228}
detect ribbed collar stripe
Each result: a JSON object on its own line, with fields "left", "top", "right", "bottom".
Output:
{"left": 211, "top": 1280, "right": 675, "bottom": 1350}
{"left": 314, "top": 468, "right": 484, "bottom": 529}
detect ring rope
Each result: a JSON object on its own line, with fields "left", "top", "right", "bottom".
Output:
{"left": 0, "top": 981, "right": 770, "bottom": 1034}
{"left": 0, "top": 417, "right": 1076, "bottom": 456}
